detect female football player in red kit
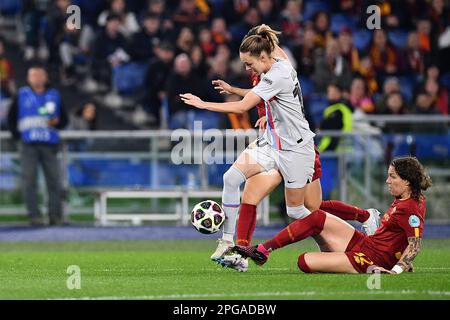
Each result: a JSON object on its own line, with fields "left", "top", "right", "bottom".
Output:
{"left": 234, "top": 156, "right": 431, "bottom": 274}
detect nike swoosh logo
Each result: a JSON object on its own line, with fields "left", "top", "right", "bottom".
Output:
{"left": 287, "top": 180, "right": 296, "bottom": 183}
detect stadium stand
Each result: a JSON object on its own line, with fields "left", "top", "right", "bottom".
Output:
{"left": 0, "top": 0, "right": 449, "bottom": 224}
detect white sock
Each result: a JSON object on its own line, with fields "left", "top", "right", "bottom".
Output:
{"left": 221, "top": 166, "right": 246, "bottom": 238}
{"left": 286, "top": 204, "right": 311, "bottom": 219}
{"left": 222, "top": 233, "right": 234, "bottom": 243}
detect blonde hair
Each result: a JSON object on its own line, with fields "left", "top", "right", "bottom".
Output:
{"left": 240, "top": 24, "right": 281, "bottom": 57}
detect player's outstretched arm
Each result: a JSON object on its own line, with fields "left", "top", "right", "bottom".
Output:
{"left": 212, "top": 79, "right": 250, "bottom": 97}
{"left": 369, "top": 237, "right": 421, "bottom": 274}
{"left": 180, "top": 91, "right": 261, "bottom": 114}
{"left": 392, "top": 237, "right": 422, "bottom": 274}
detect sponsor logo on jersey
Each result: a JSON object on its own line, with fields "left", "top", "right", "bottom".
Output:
{"left": 408, "top": 214, "right": 420, "bottom": 228}
{"left": 262, "top": 77, "right": 273, "bottom": 85}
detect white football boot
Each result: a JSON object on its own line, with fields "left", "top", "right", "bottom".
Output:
{"left": 210, "top": 238, "right": 234, "bottom": 261}
{"left": 218, "top": 254, "right": 249, "bottom": 272}
{"left": 362, "top": 208, "right": 382, "bottom": 236}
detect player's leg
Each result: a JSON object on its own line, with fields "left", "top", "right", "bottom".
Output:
{"left": 298, "top": 252, "right": 358, "bottom": 273}
{"left": 241, "top": 169, "right": 281, "bottom": 205}
{"left": 284, "top": 186, "right": 309, "bottom": 218}
{"left": 305, "top": 179, "right": 333, "bottom": 250}
{"left": 320, "top": 200, "right": 369, "bottom": 222}
{"left": 315, "top": 212, "right": 357, "bottom": 252}
{"left": 229, "top": 174, "right": 322, "bottom": 270}
{"left": 236, "top": 169, "right": 282, "bottom": 246}
{"left": 304, "top": 179, "right": 322, "bottom": 211}
{"left": 320, "top": 200, "right": 382, "bottom": 235}
{"left": 264, "top": 210, "right": 355, "bottom": 252}
{"left": 211, "top": 151, "right": 267, "bottom": 260}
{"left": 280, "top": 139, "right": 316, "bottom": 220}
{"left": 234, "top": 210, "right": 356, "bottom": 265}
{"left": 237, "top": 163, "right": 321, "bottom": 247}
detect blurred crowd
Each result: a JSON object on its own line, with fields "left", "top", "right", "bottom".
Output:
{"left": 0, "top": 0, "right": 450, "bottom": 132}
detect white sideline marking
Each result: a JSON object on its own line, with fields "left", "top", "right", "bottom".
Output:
{"left": 52, "top": 290, "right": 450, "bottom": 300}
{"left": 96, "top": 267, "right": 450, "bottom": 272}
{"left": 96, "top": 267, "right": 291, "bottom": 272}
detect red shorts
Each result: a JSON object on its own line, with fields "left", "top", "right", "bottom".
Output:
{"left": 344, "top": 230, "right": 377, "bottom": 273}
{"left": 312, "top": 146, "right": 322, "bottom": 181}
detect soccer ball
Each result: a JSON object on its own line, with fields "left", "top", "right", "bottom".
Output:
{"left": 191, "top": 200, "right": 225, "bottom": 234}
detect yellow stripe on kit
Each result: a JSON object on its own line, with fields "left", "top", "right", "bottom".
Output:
{"left": 414, "top": 228, "right": 420, "bottom": 237}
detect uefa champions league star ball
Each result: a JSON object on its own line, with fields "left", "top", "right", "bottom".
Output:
{"left": 191, "top": 200, "right": 225, "bottom": 234}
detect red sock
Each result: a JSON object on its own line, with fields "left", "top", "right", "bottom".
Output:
{"left": 236, "top": 203, "right": 257, "bottom": 246}
{"left": 320, "top": 200, "right": 369, "bottom": 223}
{"left": 297, "top": 253, "right": 312, "bottom": 273}
{"left": 263, "top": 210, "right": 326, "bottom": 251}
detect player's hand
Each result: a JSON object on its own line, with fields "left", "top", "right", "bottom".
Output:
{"left": 405, "top": 262, "right": 414, "bottom": 273}
{"left": 212, "top": 79, "right": 232, "bottom": 94}
{"left": 180, "top": 93, "right": 205, "bottom": 109}
{"left": 367, "top": 265, "right": 395, "bottom": 274}
{"left": 255, "top": 117, "right": 267, "bottom": 130}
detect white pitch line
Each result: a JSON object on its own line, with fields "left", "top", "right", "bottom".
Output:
{"left": 51, "top": 290, "right": 450, "bottom": 300}
{"left": 83, "top": 267, "right": 450, "bottom": 274}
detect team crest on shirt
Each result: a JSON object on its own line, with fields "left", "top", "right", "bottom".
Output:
{"left": 384, "top": 206, "right": 395, "bottom": 221}
{"left": 409, "top": 214, "right": 420, "bottom": 227}
{"left": 262, "top": 77, "right": 273, "bottom": 85}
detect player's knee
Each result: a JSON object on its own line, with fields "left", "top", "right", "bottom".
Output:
{"left": 286, "top": 205, "right": 310, "bottom": 219}
{"left": 308, "top": 209, "right": 327, "bottom": 230}
{"left": 304, "top": 197, "right": 321, "bottom": 212}
{"left": 241, "top": 190, "right": 260, "bottom": 205}
{"left": 223, "top": 166, "right": 246, "bottom": 188}
{"left": 297, "top": 253, "right": 313, "bottom": 273}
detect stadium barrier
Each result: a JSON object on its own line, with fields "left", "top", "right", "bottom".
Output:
{"left": 94, "top": 189, "right": 269, "bottom": 226}
{"left": 1, "top": 115, "right": 449, "bottom": 222}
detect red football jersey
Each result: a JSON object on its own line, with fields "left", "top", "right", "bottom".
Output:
{"left": 251, "top": 73, "right": 266, "bottom": 118}
{"left": 359, "top": 197, "right": 426, "bottom": 269}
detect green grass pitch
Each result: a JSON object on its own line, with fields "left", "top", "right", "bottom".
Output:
{"left": 0, "top": 238, "right": 449, "bottom": 300}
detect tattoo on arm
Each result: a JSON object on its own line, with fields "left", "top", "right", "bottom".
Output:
{"left": 397, "top": 237, "right": 421, "bottom": 270}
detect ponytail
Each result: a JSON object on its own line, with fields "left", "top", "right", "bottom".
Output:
{"left": 240, "top": 24, "right": 281, "bottom": 57}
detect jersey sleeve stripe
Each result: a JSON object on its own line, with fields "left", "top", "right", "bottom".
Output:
{"left": 265, "top": 101, "right": 282, "bottom": 150}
